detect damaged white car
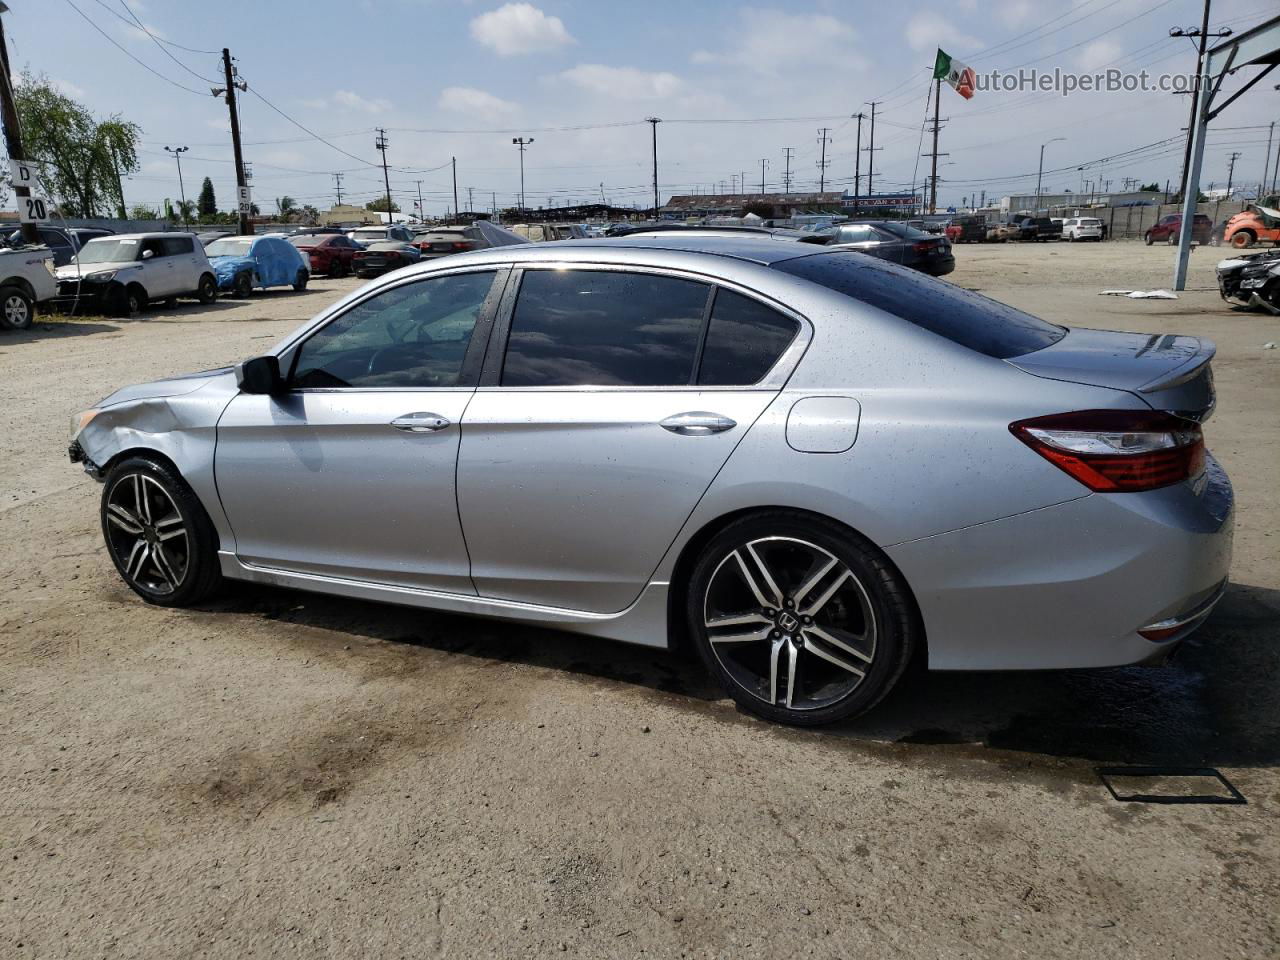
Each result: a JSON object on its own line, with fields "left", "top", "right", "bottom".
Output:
{"left": 1216, "top": 248, "right": 1280, "bottom": 313}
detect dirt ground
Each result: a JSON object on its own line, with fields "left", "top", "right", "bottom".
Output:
{"left": 2, "top": 241, "right": 1277, "bottom": 959}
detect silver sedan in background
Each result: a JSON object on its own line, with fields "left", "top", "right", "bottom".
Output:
{"left": 69, "top": 237, "right": 1231, "bottom": 726}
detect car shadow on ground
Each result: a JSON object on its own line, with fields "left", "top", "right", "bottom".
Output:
{"left": 202, "top": 580, "right": 1280, "bottom": 769}
{"left": 1, "top": 319, "right": 123, "bottom": 341}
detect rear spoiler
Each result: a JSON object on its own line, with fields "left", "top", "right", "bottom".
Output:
{"left": 1137, "top": 336, "right": 1215, "bottom": 393}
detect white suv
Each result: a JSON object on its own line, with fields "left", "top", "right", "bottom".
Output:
{"left": 1063, "top": 217, "right": 1103, "bottom": 242}
{"left": 53, "top": 233, "right": 218, "bottom": 316}
{"left": 0, "top": 244, "right": 56, "bottom": 330}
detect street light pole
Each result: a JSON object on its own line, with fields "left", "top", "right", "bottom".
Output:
{"left": 512, "top": 137, "right": 534, "bottom": 211}
{"left": 164, "top": 145, "right": 189, "bottom": 222}
{"left": 1035, "top": 137, "right": 1066, "bottom": 203}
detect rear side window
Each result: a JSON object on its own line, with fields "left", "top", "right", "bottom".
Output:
{"left": 502, "top": 270, "right": 708, "bottom": 386}
{"left": 697, "top": 290, "right": 798, "bottom": 385}
{"left": 162, "top": 236, "right": 194, "bottom": 255}
{"left": 773, "top": 252, "right": 1065, "bottom": 359}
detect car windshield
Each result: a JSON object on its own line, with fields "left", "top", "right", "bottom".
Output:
{"left": 773, "top": 251, "right": 1066, "bottom": 359}
{"left": 366, "top": 241, "right": 407, "bottom": 251}
{"left": 288, "top": 235, "right": 326, "bottom": 246}
{"left": 353, "top": 230, "right": 386, "bottom": 241}
{"left": 1080, "top": 219, "right": 1101, "bottom": 226}
{"left": 74, "top": 238, "right": 143, "bottom": 264}
{"left": 205, "top": 238, "right": 254, "bottom": 257}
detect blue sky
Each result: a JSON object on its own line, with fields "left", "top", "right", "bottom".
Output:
{"left": 11, "top": 0, "right": 1280, "bottom": 215}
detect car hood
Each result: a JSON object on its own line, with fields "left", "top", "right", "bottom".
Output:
{"left": 55, "top": 262, "right": 139, "bottom": 280}
{"left": 98, "top": 366, "right": 237, "bottom": 408}
{"left": 209, "top": 255, "right": 255, "bottom": 281}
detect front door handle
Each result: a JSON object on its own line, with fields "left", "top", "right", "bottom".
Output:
{"left": 660, "top": 412, "right": 737, "bottom": 436}
{"left": 391, "top": 412, "right": 451, "bottom": 433}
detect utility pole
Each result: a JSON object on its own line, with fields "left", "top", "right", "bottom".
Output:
{"left": 759, "top": 158, "right": 768, "bottom": 194}
{"left": 645, "top": 117, "right": 661, "bottom": 217}
{"left": 740, "top": 170, "right": 746, "bottom": 195}
{"left": 865, "top": 101, "right": 882, "bottom": 199}
{"left": 375, "top": 128, "right": 392, "bottom": 222}
{"left": 468, "top": 186, "right": 474, "bottom": 214}
{"left": 922, "top": 80, "right": 950, "bottom": 214}
{"left": 415, "top": 180, "right": 424, "bottom": 223}
{"left": 852, "top": 112, "right": 865, "bottom": 213}
{"left": 1035, "top": 137, "right": 1066, "bottom": 202}
{"left": 164, "top": 146, "right": 189, "bottom": 222}
{"left": 816, "top": 127, "right": 831, "bottom": 192}
{"left": 0, "top": 11, "right": 38, "bottom": 244}
{"left": 782, "top": 147, "right": 795, "bottom": 192}
{"left": 512, "top": 137, "right": 533, "bottom": 211}
{"left": 451, "top": 156, "right": 458, "bottom": 221}
{"left": 1261, "top": 121, "right": 1274, "bottom": 198}
{"left": 1171, "top": 3, "right": 1230, "bottom": 201}
{"left": 1225, "top": 150, "right": 1242, "bottom": 199}
{"left": 599, "top": 181, "right": 606, "bottom": 204}
{"left": 730, "top": 173, "right": 739, "bottom": 194}
{"left": 333, "top": 172, "right": 344, "bottom": 206}
{"left": 220, "top": 48, "right": 250, "bottom": 235}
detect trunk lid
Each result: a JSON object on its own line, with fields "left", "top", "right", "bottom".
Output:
{"left": 1007, "top": 327, "right": 1216, "bottom": 419}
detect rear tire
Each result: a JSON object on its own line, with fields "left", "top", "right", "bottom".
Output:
{"left": 100, "top": 456, "right": 222, "bottom": 607}
{"left": 0, "top": 284, "right": 34, "bottom": 330}
{"left": 686, "top": 512, "right": 918, "bottom": 727}
{"left": 197, "top": 273, "right": 218, "bottom": 304}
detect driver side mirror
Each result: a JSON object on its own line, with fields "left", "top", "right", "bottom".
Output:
{"left": 141, "top": 248, "right": 154, "bottom": 259}
{"left": 236, "top": 355, "right": 284, "bottom": 395}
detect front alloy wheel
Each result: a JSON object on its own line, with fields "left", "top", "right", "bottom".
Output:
{"left": 100, "top": 458, "right": 221, "bottom": 606}
{"left": 688, "top": 515, "right": 917, "bottom": 726}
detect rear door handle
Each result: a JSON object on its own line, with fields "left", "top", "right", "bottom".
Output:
{"left": 660, "top": 412, "right": 737, "bottom": 436}
{"left": 391, "top": 412, "right": 451, "bottom": 433}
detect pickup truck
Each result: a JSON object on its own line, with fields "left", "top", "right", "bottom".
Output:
{"left": 0, "top": 244, "right": 56, "bottom": 330}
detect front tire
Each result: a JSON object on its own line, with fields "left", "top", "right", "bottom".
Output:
{"left": 1144, "top": 231, "right": 1154, "bottom": 245}
{"left": 1230, "top": 231, "right": 1256, "bottom": 249}
{"left": 0, "top": 284, "right": 34, "bottom": 330}
{"left": 686, "top": 512, "right": 918, "bottom": 726}
{"left": 116, "top": 284, "right": 146, "bottom": 318}
{"left": 100, "top": 456, "right": 221, "bottom": 606}
{"left": 232, "top": 271, "right": 253, "bottom": 298}
{"left": 293, "top": 269, "right": 309, "bottom": 292}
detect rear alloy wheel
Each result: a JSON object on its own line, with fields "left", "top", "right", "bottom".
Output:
{"left": 688, "top": 514, "right": 917, "bottom": 726}
{"left": 0, "top": 285, "right": 34, "bottom": 330}
{"left": 292, "top": 269, "right": 308, "bottom": 292}
{"left": 233, "top": 271, "right": 253, "bottom": 298}
{"left": 101, "top": 457, "right": 220, "bottom": 606}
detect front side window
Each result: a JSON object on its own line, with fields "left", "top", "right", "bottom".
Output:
{"left": 162, "top": 236, "right": 195, "bottom": 256}
{"left": 697, "top": 290, "right": 798, "bottom": 386}
{"left": 292, "top": 271, "right": 497, "bottom": 389}
{"left": 501, "top": 269, "right": 708, "bottom": 387}
{"left": 140, "top": 238, "right": 167, "bottom": 260}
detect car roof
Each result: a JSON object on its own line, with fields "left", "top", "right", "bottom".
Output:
{"left": 85, "top": 231, "right": 197, "bottom": 241}
{"left": 453, "top": 235, "right": 832, "bottom": 267}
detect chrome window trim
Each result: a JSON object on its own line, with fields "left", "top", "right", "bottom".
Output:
{"left": 492, "top": 260, "right": 812, "bottom": 392}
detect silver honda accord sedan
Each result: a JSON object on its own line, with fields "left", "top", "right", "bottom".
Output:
{"left": 69, "top": 236, "right": 1232, "bottom": 726}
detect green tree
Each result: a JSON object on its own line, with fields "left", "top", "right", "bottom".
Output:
{"left": 1139, "top": 182, "right": 1161, "bottom": 192}
{"left": 300, "top": 204, "right": 320, "bottom": 224}
{"left": 14, "top": 73, "right": 141, "bottom": 218}
{"left": 198, "top": 177, "right": 217, "bottom": 218}
{"left": 366, "top": 196, "right": 400, "bottom": 213}
{"left": 276, "top": 195, "right": 297, "bottom": 218}
{"left": 128, "top": 203, "right": 157, "bottom": 220}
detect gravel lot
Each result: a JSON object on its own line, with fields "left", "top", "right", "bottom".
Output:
{"left": 2, "top": 242, "right": 1277, "bottom": 959}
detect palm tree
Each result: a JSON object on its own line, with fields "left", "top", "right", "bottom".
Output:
{"left": 276, "top": 196, "right": 297, "bottom": 218}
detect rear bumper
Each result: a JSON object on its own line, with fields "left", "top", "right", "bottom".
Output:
{"left": 885, "top": 455, "right": 1234, "bottom": 670}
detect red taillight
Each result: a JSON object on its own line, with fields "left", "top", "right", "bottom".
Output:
{"left": 1009, "top": 410, "right": 1204, "bottom": 492}
{"left": 913, "top": 241, "right": 934, "bottom": 253}
{"left": 451, "top": 241, "right": 473, "bottom": 251}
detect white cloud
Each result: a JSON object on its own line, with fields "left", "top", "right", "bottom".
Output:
{"left": 51, "top": 77, "right": 86, "bottom": 99}
{"left": 559, "top": 64, "right": 682, "bottom": 100}
{"left": 332, "top": 90, "right": 392, "bottom": 114}
{"left": 1079, "top": 38, "right": 1123, "bottom": 70}
{"left": 470, "top": 3, "right": 574, "bottom": 56}
{"left": 438, "top": 86, "right": 518, "bottom": 119}
{"left": 692, "top": 9, "right": 861, "bottom": 74}
{"left": 998, "top": 0, "right": 1033, "bottom": 27}
{"left": 904, "top": 12, "right": 980, "bottom": 54}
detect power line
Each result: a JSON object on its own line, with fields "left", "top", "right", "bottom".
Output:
{"left": 62, "top": 0, "right": 207, "bottom": 96}
{"left": 111, "top": 0, "right": 220, "bottom": 83}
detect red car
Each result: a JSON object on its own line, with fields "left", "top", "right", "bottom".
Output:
{"left": 287, "top": 233, "right": 360, "bottom": 276}
{"left": 1145, "top": 213, "right": 1212, "bottom": 245}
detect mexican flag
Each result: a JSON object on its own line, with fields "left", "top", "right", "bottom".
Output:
{"left": 933, "top": 48, "right": 976, "bottom": 100}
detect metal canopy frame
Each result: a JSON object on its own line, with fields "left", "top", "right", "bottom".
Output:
{"left": 1173, "top": 14, "right": 1280, "bottom": 290}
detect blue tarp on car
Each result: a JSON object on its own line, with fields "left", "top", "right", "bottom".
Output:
{"left": 208, "top": 236, "right": 307, "bottom": 291}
